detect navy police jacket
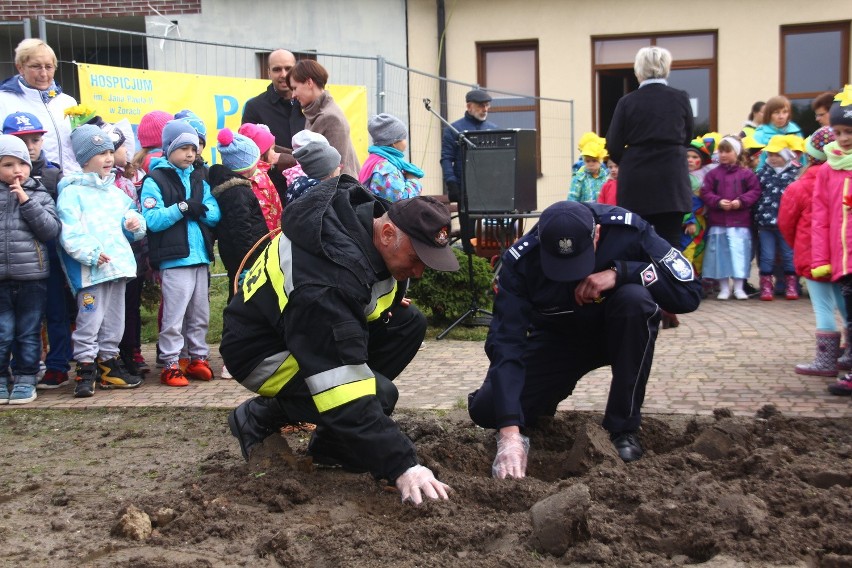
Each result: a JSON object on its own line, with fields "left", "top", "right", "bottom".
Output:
{"left": 485, "top": 203, "right": 702, "bottom": 428}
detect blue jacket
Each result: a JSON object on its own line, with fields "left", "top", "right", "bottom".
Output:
{"left": 57, "top": 172, "right": 146, "bottom": 294}
{"left": 484, "top": 203, "right": 702, "bottom": 428}
{"left": 440, "top": 112, "right": 498, "bottom": 185}
{"left": 140, "top": 157, "right": 220, "bottom": 270}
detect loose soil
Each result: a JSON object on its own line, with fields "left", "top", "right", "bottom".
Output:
{"left": 0, "top": 406, "right": 849, "bottom": 567}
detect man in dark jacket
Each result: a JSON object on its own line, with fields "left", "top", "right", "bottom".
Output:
{"left": 222, "top": 176, "right": 459, "bottom": 505}
{"left": 440, "top": 89, "right": 498, "bottom": 203}
{"left": 241, "top": 49, "right": 306, "bottom": 197}
{"left": 468, "top": 201, "right": 702, "bottom": 479}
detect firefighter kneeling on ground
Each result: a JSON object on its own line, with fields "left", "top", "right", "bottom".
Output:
{"left": 221, "top": 174, "right": 459, "bottom": 505}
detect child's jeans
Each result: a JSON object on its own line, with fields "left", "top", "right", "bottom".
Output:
{"left": 758, "top": 228, "right": 794, "bottom": 275}
{"left": 0, "top": 280, "right": 47, "bottom": 384}
{"left": 44, "top": 250, "right": 73, "bottom": 372}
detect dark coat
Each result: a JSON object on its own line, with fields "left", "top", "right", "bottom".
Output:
{"left": 606, "top": 83, "right": 694, "bottom": 216}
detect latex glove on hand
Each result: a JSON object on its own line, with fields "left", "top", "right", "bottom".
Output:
{"left": 492, "top": 430, "right": 530, "bottom": 479}
{"left": 395, "top": 465, "right": 451, "bottom": 505}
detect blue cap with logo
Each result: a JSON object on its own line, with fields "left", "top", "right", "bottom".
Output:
{"left": 538, "top": 201, "right": 597, "bottom": 282}
{"left": 2, "top": 112, "right": 47, "bottom": 137}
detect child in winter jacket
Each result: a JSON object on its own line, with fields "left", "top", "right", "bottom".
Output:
{"left": 285, "top": 131, "right": 341, "bottom": 206}
{"left": 57, "top": 125, "right": 147, "bottom": 397}
{"left": 811, "top": 85, "right": 852, "bottom": 395}
{"left": 568, "top": 139, "right": 607, "bottom": 202}
{"left": 141, "top": 120, "right": 220, "bottom": 387}
{"left": 755, "top": 135, "right": 801, "bottom": 300}
{"left": 0, "top": 134, "right": 60, "bottom": 404}
{"left": 699, "top": 136, "right": 762, "bottom": 300}
{"left": 359, "top": 113, "right": 423, "bottom": 202}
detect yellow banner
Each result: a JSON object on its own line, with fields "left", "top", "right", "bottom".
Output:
{"left": 76, "top": 63, "right": 368, "bottom": 165}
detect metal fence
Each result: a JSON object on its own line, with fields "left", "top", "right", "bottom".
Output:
{"left": 5, "top": 16, "right": 575, "bottom": 209}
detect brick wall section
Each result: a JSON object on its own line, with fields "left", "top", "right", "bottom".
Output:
{"left": 0, "top": 1, "right": 201, "bottom": 20}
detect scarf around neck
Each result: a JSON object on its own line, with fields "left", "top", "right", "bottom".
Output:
{"left": 19, "top": 75, "right": 62, "bottom": 104}
{"left": 825, "top": 141, "right": 852, "bottom": 171}
{"left": 366, "top": 145, "right": 424, "bottom": 179}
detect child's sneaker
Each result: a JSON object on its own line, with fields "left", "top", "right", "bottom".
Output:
{"left": 98, "top": 356, "right": 143, "bottom": 389}
{"left": 8, "top": 383, "right": 37, "bottom": 405}
{"left": 220, "top": 365, "right": 233, "bottom": 379}
{"left": 179, "top": 358, "right": 190, "bottom": 373}
{"left": 733, "top": 289, "right": 749, "bottom": 300}
{"left": 74, "top": 363, "right": 97, "bottom": 398}
{"left": 160, "top": 363, "right": 189, "bottom": 387}
{"left": 133, "top": 348, "right": 150, "bottom": 373}
{"left": 185, "top": 358, "right": 213, "bottom": 381}
{"left": 36, "top": 361, "right": 46, "bottom": 382}
{"left": 38, "top": 370, "right": 70, "bottom": 389}
{"left": 828, "top": 374, "right": 852, "bottom": 396}
{"left": 0, "top": 382, "right": 9, "bottom": 405}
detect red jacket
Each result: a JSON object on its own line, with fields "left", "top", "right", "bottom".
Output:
{"left": 811, "top": 162, "right": 852, "bottom": 280}
{"left": 597, "top": 179, "right": 617, "bottom": 205}
{"left": 778, "top": 165, "right": 825, "bottom": 280}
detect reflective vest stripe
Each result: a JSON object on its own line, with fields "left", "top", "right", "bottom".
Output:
{"left": 243, "top": 350, "right": 300, "bottom": 396}
{"left": 305, "top": 363, "right": 372, "bottom": 394}
{"left": 312, "top": 377, "right": 377, "bottom": 413}
{"left": 366, "top": 279, "right": 396, "bottom": 321}
{"left": 266, "top": 234, "right": 286, "bottom": 312}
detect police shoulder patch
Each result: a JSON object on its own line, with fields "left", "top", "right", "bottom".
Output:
{"left": 661, "top": 248, "right": 695, "bottom": 282}
{"left": 506, "top": 235, "right": 538, "bottom": 264}
{"left": 143, "top": 197, "right": 158, "bottom": 209}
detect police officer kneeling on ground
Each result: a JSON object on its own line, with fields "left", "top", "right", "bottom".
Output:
{"left": 468, "top": 200, "right": 701, "bottom": 478}
{"left": 222, "top": 178, "right": 460, "bottom": 504}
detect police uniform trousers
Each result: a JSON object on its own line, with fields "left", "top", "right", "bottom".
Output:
{"left": 469, "top": 284, "right": 661, "bottom": 434}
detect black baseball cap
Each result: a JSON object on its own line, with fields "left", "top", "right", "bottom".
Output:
{"left": 538, "top": 201, "right": 597, "bottom": 282}
{"left": 465, "top": 89, "right": 492, "bottom": 103}
{"left": 388, "top": 196, "right": 460, "bottom": 272}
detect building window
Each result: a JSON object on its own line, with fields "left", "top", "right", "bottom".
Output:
{"left": 477, "top": 40, "right": 540, "bottom": 169}
{"left": 593, "top": 32, "right": 717, "bottom": 138}
{"left": 781, "top": 22, "right": 850, "bottom": 136}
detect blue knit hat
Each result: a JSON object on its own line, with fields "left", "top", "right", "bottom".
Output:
{"left": 174, "top": 109, "right": 207, "bottom": 145}
{"left": 161, "top": 119, "right": 199, "bottom": 158}
{"left": 71, "top": 124, "right": 114, "bottom": 167}
{"left": 216, "top": 128, "right": 260, "bottom": 173}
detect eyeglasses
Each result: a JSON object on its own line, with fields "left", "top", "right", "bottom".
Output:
{"left": 25, "top": 64, "right": 55, "bottom": 72}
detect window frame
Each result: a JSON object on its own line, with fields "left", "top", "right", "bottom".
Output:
{"left": 779, "top": 21, "right": 850, "bottom": 101}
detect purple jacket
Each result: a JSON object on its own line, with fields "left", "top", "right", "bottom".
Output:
{"left": 699, "top": 164, "right": 761, "bottom": 229}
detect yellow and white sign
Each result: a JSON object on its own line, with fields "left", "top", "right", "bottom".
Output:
{"left": 77, "top": 63, "right": 368, "bottom": 164}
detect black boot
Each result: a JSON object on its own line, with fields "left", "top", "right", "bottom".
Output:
{"left": 119, "top": 346, "right": 143, "bottom": 377}
{"left": 73, "top": 362, "right": 98, "bottom": 398}
{"left": 98, "top": 356, "right": 142, "bottom": 389}
{"left": 228, "top": 397, "right": 290, "bottom": 461}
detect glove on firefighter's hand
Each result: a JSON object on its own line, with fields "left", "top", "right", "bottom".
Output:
{"left": 395, "top": 465, "right": 450, "bottom": 505}
{"left": 492, "top": 430, "right": 530, "bottom": 479}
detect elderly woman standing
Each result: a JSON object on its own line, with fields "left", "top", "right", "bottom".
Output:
{"left": 286, "top": 60, "right": 360, "bottom": 178}
{"left": 0, "top": 39, "right": 79, "bottom": 173}
{"left": 606, "top": 46, "right": 693, "bottom": 248}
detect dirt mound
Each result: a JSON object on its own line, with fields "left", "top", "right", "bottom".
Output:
{"left": 0, "top": 407, "right": 849, "bottom": 566}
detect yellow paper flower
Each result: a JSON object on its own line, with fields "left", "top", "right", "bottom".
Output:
{"left": 834, "top": 84, "right": 852, "bottom": 107}
{"left": 64, "top": 104, "right": 98, "bottom": 128}
{"left": 47, "top": 90, "right": 56, "bottom": 98}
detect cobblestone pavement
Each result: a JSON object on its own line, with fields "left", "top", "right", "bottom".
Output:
{"left": 9, "top": 295, "right": 851, "bottom": 418}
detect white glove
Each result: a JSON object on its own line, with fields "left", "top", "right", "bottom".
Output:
{"left": 492, "top": 431, "right": 530, "bottom": 479}
{"left": 395, "top": 465, "right": 451, "bottom": 505}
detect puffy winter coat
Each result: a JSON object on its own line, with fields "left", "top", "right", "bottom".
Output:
{"left": 699, "top": 164, "right": 761, "bottom": 229}
{"left": 0, "top": 177, "right": 60, "bottom": 280}
{"left": 0, "top": 75, "right": 79, "bottom": 173}
{"left": 778, "top": 165, "right": 824, "bottom": 280}
{"left": 811, "top": 161, "right": 852, "bottom": 281}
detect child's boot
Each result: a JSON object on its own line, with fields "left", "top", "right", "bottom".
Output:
{"left": 119, "top": 346, "right": 143, "bottom": 377}
{"left": 795, "top": 331, "right": 840, "bottom": 377}
{"left": 837, "top": 326, "right": 852, "bottom": 370}
{"left": 785, "top": 274, "right": 799, "bottom": 300}
{"left": 828, "top": 373, "right": 852, "bottom": 396}
{"left": 759, "top": 275, "right": 774, "bottom": 301}
{"left": 74, "top": 362, "right": 98, "bottom": 398}
{"left": 98, "top": 356, "right": 143, "bottom": 389}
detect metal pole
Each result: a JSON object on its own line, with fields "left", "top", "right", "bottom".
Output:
{"left": 570, "top": 99, "right": 575, "bottom": 167}
{"left": 23, "top": 18, "right": 31, "bottom": 39}
{"left": 376, "top": 55, "right": 385, "bottom": 114}
{"left": 37, "top": 16, "right": 46, "bottom": 41}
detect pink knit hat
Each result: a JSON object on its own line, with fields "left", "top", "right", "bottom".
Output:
{"left": 238, "top": 123, "right": 275, "bottom": 154}
{"left": 137, "top": 110, "right": 172, "bottom": 149}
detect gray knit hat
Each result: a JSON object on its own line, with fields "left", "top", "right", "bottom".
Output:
{"left": 161, "top": 119, "right": 199, "bottom": 158}
{"left": 368, "top": 113, "right": 407, "bottom": 147}
{"left": 71, "top": 124, "right": 114, "bottom": 167}
{"left": 293, "top": 138, "right": 341, "bottom": 179}
{"left": 0, "top": 134, "right": 32, "bottom": 168}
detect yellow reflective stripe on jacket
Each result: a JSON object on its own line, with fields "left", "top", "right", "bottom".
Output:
{"left": 313, "top": 377, "right": 377, "bottom": 413}
{"left": 305, "top": 363, "right": 376, "bottom": 413}
{"left": 242, "top": 233, "right": 294, "bottom": 313}
{"left": 366, "top": 278, "right": 396, "bottom": 322}
{"left": 242, "top": 350, "right": 300, "bottom": 397}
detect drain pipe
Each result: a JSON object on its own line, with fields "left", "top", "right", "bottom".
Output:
{"left": 437, "top": 0, "right": 448, "bottom": 122}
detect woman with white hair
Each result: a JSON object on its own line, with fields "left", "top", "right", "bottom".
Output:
{"left": 605, "top": 46, "right": 693, "bottom": 248}
{"left": 0, "top": 39, "right": 79, "bottom": 172}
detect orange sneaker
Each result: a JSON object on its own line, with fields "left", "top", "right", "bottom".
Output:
{"left": 185, "top": 358, "right": 213, "bottom": 381}
{"left": 160, "top": 363, "right": 189, "bottom": 387}
{"left": 179, "top": 358, "right": 190, "bottom": 373}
